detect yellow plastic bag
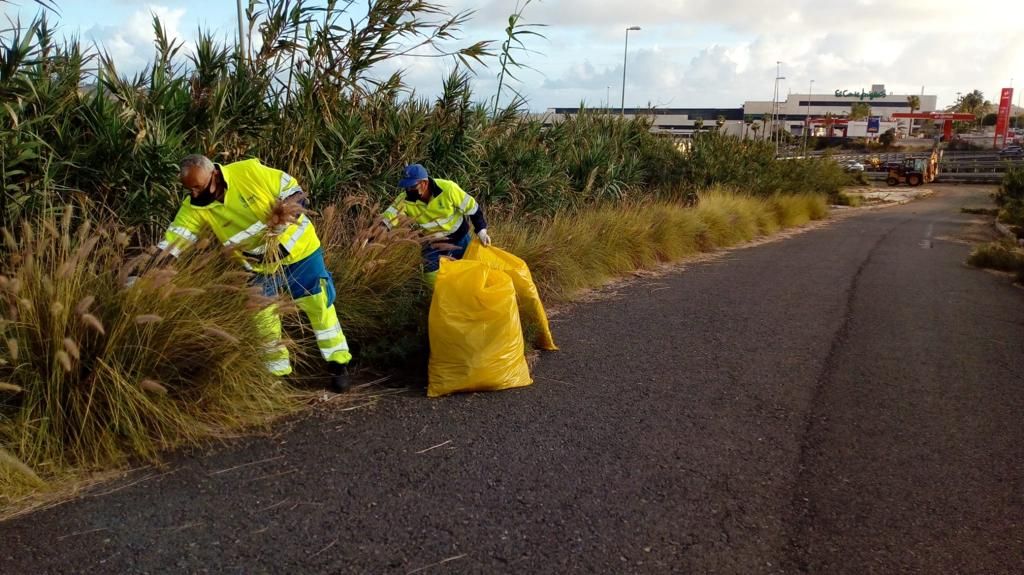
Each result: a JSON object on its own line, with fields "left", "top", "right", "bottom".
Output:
{"left": 427, "top": 258, "right": 533, "bottom": 397}
{"left": 464, "top": 241, "right": 558, "bottom": 351}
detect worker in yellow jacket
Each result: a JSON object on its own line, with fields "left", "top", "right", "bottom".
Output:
{"left": 144, "top": 155, "right": 352, "bottom": 392}
{"left": 381, "top": 164, "right": 491, "bottom": 285}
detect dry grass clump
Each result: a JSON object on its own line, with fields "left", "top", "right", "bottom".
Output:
{"left": 494, "top": 192, "right": 828, "bottom": 305}
{"left": 695, "top": 189, "right": 761, "bottom": 247}
{"left": 967, "top": 240, "right": 1024, "bottom": 274}
{"left": 316, "top": 196, "right": 427, "bottom": 362}
{"left": 770, "top": 193, "right": 828, "bottom": 227}
{"left": 0, "top": 206, "right": 298, "bottom": 503}
{"left": 0, "top": 191, "right": 829, "bottom": 503}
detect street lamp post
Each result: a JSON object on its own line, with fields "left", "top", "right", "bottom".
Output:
{"left": 803, "top": 79, "right": 814, "bottom": 156}
{"left": 773, "top": 62, "right": 785, "bottom": 156}
{"left": 236, "top": 0, "right": 247, "bottom": 58}
{"left": 621, "top": 26, "right": 641, "bottom": 117}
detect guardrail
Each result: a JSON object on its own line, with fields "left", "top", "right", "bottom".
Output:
{"left": 861, "top": 170, "right": 1007, "bottom": 184}
{"left": 781, "top": 149, "right": 1023, "bottom": 184}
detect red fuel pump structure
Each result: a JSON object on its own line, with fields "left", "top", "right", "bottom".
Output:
{"left": 889, "top": 112, "right": 976, "bottom": 142}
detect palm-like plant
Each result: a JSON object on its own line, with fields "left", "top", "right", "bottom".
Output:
{"left": 493, "top": 0, "right": 546, "bottom": 114}
{"left": 849, "top": 102, "right": 871, "bottom": 121}
{"left": 906, "top": 95, "right": 920, "bottom": 136}
{"left": 957, "top": 90, "right": 991, "bottom": 128}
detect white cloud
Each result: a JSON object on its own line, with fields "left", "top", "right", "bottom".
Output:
{"left": 435, "top": 0, "right": 1024, "bottom": 110}
{"left": 510, "top": 0, "right": 1024, "bottom": 35}
{"left": 22, "top": 0, "right": 1019, "bottom": 112}
{"left": 87, "top": 5, "right": 188, "bottom": 75}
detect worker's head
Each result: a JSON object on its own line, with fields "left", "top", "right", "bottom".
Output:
{"left": 179, "top": 154, "right": 219, "bottom": 202}
{"left": 398, "top": 164, "right": 430, "bottom": 202}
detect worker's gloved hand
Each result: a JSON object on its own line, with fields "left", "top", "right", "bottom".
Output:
{"left": 477, "top": 228, "right": 492, "bottom": 247}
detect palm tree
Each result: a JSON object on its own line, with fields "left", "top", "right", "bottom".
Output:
{"left": 823, "top": 111, "right": 835, "bottom": 137}
{"left": 751, "top": 121, "right": 761, "bottom": 140}
{"left": 716, "top": 115, "right": 726, "bottom": 130}
{"left": 849, "top": 102, "right": 871, "bottom": 121}
{"left": 906, "top": 95, "right": 920, "bottom": 136}
{"left": 957, "top": 90, "right": 990, "bottom": 128}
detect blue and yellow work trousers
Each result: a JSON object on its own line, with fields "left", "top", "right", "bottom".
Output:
{"left": 422, "top": 232, "right": 471, "bottom": 286}
{"left": 252, "top": 248, "right": 351, "bottom": 376}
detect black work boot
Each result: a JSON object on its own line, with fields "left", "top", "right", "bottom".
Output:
{"left": 328, "top": 363, "right": 351, "bottom": 393}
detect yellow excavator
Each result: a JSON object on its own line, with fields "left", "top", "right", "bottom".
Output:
{"left": 886, "top": 147, "right": 941, "bottom": 186}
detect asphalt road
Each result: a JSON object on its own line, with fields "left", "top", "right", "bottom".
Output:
{"left": 2, "top": 186, "right": 1022, "bottom": 574}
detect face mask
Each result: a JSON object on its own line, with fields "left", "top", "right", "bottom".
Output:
{"left": 405, "top": 187, "right": 420, "bottom": 202}
{"left": 191, "top": 187, "right": 218, "bottom": 206}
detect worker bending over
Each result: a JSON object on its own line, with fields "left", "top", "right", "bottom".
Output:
{"left": 143, "top": 155, "right": 352, "bottom": 392}
{"left": 381, "top": 163, "right": 491, "bottom": 285}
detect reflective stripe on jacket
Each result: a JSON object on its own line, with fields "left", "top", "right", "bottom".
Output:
{"left": 158, "top": 158, "right": 320, "bottom": 273}
{"left": 382, "top": 178, "right": 482, "bottom": 239}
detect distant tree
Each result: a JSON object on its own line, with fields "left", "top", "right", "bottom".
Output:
{"left": 716, "top": 114, "right": 726, "bottom": 129}
{"left": 879, "top": 128, "right": 896, "bottom": 147}
{"left": 982, "top": 113, "right": 998, "bottom": 127}
{"left": 956, "top": 89, "right": 992, "bottom": 127}
{"left": 907, "top": 95, "right": 921, "bottom": 135}
{"left": 906, "top": 94, "right": 920, "bottom": 114}
{"left": 751, "top": 121, "right": 761, "bottom": 139}
{"left": 849, "top": 102, "right": 871, "bottom": 121}
{"left": 761, "top": 113, "right": 771, "bottom": 140}
{"left": 694, "top": 116, "right": 704, "bottom": 132}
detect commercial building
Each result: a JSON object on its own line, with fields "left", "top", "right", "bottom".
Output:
{"left": 542, "top": 84, "right": 938, "bottom": 140}
{"left": 746, "top": 84, "right": 937, "bottom": 138}
{"left": 540, "top": 107, "right": 745, "bottom": 137}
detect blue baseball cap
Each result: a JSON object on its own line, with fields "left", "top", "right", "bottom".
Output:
{"left": 398, "top": 164, "right": 429, "bottom": 188}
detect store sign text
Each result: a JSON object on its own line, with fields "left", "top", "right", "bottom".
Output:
{"left": 834, "top": 89, "right": 887, "bottom": 101}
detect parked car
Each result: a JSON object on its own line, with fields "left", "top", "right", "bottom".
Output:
{"left": 843, "top": 160, "right": 866, "bottom": 172}
{"left": 999, "top": 145, "right": 1024, "bottom": 159}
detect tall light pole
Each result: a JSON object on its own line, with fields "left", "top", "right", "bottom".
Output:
{"left": 621, "top": 26, "right": 641, "bottom": 117}
{"left": 803, "top": 79, "right": 814, "bottom": 156}
{"left": 773, "top": 62, "right": 785, "bottom": 156}
{"left": 236, "top": 0, "right": 247, "bottom": 58}
{"left": 771, "top": 61, "right": 782, "bottom": 151}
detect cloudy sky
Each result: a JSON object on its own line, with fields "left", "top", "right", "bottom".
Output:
{"left": 3, "top": 0, "right": 1023, "bottom": 111}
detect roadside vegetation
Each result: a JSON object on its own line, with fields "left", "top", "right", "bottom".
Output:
{"left": 966, "top": 167, "right": 1024, "bottom": 282}
{"left": 994, "top": 166, "right": 1024, "bottom": 231}
{"left": 1, "top": 2, "right": 845, "bottom": 503}
{"left": 967, "top": 240, "right": 1024, "bottom": 276}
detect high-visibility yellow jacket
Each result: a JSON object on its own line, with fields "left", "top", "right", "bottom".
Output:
{"left": 159, "top": 158, "right": 320, "bottom": 274}
{"left": 381, "top": 178, "right": 486, "bottom": 240}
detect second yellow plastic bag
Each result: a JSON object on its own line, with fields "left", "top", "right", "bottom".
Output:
{"left": 427, "top": 258, "right": 533, "bottom": 397}
{"left": 464, "top": 241, "right": 558, "bottom": 351}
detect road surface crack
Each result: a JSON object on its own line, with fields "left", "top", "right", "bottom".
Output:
{"left": 782, "top": 218, "right": 908, "bottom": 573}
